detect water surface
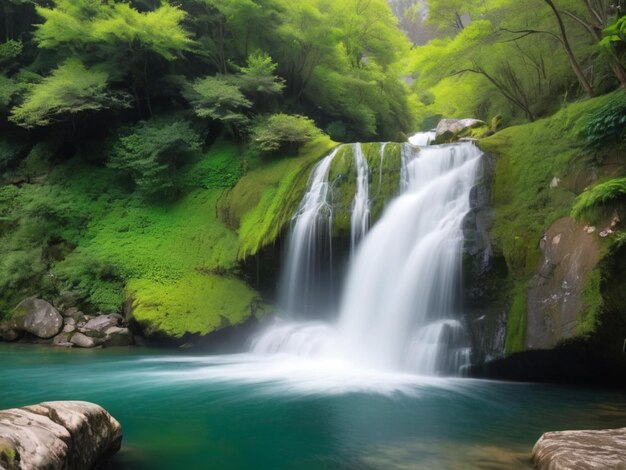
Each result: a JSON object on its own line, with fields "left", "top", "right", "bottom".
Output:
{"left": 1, "top": 344, "right": 625, "bottom": 469}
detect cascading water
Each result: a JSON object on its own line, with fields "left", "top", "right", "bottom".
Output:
{"left": 278, "top": 149, "right": 338, "bottom": 318}
{"left": 350, "top": 143, "right": 370, "bottom": 252}
{"left": 254, "top": 136, "right": 482, "bottom": 377}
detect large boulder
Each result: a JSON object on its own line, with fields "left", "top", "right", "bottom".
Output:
{"left": 9, "top": 298, "right": 63, "bottom": 339}
{"left": 526, "top": 217, "right": 600, "bottom": 350}
{"left": 435, "top": 118, "right": 487, "bottom": 144}
{"left": 0, "top": 401, "right": 122, "bottom": 470}
{"left": 533, "top": 427, "right": 626, "bottom": 469}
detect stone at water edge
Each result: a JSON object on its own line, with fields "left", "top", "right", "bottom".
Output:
{"left": 435, "top": 118, "right": 486, "bottom": 143}
{"left": 533, "top": 427, "right": 626, "bottom": 469}
{"left": 0, "top": 401, "right": 122, "bottom": 470}
{"left": 9, "top": 297, "right": 63, "bottom": 339}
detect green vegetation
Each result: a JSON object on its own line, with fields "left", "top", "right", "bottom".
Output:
{"left": 408, "top": 1, "right": 626, "bottom": 126}
{"left": 251, "top": 114, "right": 322, "bottom": 153}
{"left": 480, "top": 90, "right": 626, "bottom": 354}
{"left": 572, "top": 177, "right": 626, "bottom": 220}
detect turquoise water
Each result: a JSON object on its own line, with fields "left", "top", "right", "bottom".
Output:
{"left": 1, "top": 344, "right": 626, "bottom": 469}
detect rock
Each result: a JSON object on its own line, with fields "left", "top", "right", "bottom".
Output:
{"left": 62, "top": 323, "right": 76, "bottom": 334}
{"left": 83, "top": 314, "right": 123, "bottom": 332}
{"left": 0, "top": 323, "right": 21, "bottom": 342}
{"left": 0, "top": 401, "right": 122, "bottom": 470}
{"left": 435, "top": 118, "right": 486, "bottom": 143}
{"left": 62, "top": 307, "right": 84, "bottom": 321}
{"left": 10, "top": 298, "right": 63, "bottom": 339}
{"left": 103, "top": 327, "right": 134, "bottom": 347}
{"left": 533, "top": 427, "right": 626, "bottom": 470}
{"left": 70, "top": 332, "right": 104, "bottom": 348}
{"left": 526, "top": 217, "right": 600, "bottom": 350}
{"left": 52, "top": 333, "right": 74, "bottom": 348}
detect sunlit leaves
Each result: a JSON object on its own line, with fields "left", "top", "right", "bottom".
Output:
{"left": 9, "top": 58, "right": 130, "bottom": 128}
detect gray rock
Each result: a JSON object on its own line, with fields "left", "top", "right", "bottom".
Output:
{"left": 70, "top": 332, "right": 104, "bottom": 348}
{"left": 52, "top": 333, "right": 74, "bottom": 348}
{"left": 62, "top": 307, "right": 84, "bottom": 321}
{"left": 533, "top": 427, "right": 626, "bottom": 469}
{"left": 0, "top": 323, "right": 21, "bottom": 342}
{"left": 103, "top": 327, "right": 134, "bottom": 347}
{"left": 62, "top": 323, "right": 76, "bottom": 334}
{"left": 83, "top": 314, "right": 123, "bottom": 332}
{"left": 526, "top": 217, "right": 600, "bottom": 350}
{"left": 435, "top": 118, "right": 486, "bottom": 143}
{"left": 0, "top": 401, "right": 122, "bottom": 470}
{"left": 11, "top": 298, "right": 63, "bottom": 339}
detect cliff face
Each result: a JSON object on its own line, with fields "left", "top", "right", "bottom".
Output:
{"left": 464, "top": 92, "right": 626, "bottom": 382}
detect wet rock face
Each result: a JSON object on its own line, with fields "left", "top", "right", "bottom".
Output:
{"left": 533, "top": 428, "right": 626, "bottom": 470}
{"left": 526, "top": 217, "right": 600, "bottom": 350}
{"left": 0, "top": 401, "right": 122, "bottom": 470}
{"left": 462, "top": 153, "right": 508, "bottom": 363}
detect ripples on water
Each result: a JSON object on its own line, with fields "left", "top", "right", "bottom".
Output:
{"left": 2, "top": 345, "right": 626, "bottom": 470}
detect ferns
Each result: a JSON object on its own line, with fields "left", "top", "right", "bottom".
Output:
{"left": 572, "top": 177, "right": 626, "bottom": 220}
{"left": 579, "top": 93, "right": 626, "bottom": 150}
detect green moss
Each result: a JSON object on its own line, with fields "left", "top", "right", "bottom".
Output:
{"left": 127, "top": 272, "right": 257, "bottom": 338}
{"left": 504, "top": 282, "right": 528, "bottom": 355}
{"left": 480, "top": 92, "right": 624, "bottom": 352}
{"left": 0, "top": 140, "right": 261, "bottom": 337}
{"left": 480, "top": 93, "right": 622, "bottom": 276}
{"left": 578, "top": 268, "right": 603, "bottom": 336}
{"left": 233, "top": 136, "right": 336, "bottom": 258}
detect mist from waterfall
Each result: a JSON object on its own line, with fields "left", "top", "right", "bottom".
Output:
{"left": 253, "top": 135, "right": 482, "bottom": 376}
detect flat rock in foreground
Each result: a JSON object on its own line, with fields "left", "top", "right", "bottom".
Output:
{"left": 533, "top": 427, "right": 626, "bottom": 469}
{"left": 0, "top": 401, "right": 122, "bottom": 470}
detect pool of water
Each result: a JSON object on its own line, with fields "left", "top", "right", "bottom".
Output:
{"left": 1, "top": 344, "right": 625, "bottom": 469}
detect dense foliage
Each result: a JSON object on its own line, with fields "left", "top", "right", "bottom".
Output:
{"left": 406, "top": 0, "right": 626, "bottom": 125}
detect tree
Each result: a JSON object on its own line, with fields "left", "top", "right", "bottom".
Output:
{"left": 9, "top": 58, "right": 130, "bottom": 128}
{"left": 251, "top": 113, "right": 322, "bottom": 152}
{"left": 107, "top": 117, "right": 201, "bottom": 195}
{"left": 185, "top": 75, "right": 252, "bottom": 131}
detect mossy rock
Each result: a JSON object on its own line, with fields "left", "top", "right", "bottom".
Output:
{"left": 126, "top": 272, "right": 259, "bottom": 339}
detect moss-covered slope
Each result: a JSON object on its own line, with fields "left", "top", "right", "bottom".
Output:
{"left": 478, "top": 90, "right": 626, "bottom": 357}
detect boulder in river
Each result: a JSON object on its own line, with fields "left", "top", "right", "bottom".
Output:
{"left": 9, "top": 298, "right": 63, "bottom": 339}
{"left": 0, "top": 401, "right": 122, "bottom": 470}
{"left": 533, "top": 427, "right": 626, "bottom": 469}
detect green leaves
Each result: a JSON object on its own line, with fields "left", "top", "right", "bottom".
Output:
{"left": 186, "top": 76, "right": 252, "bottom": 126}
{"left": 9, "top": 58, "right": 130, "bottom": 128}
{"left": 107, "top": 117, "right": 202, "bottom": 195}
{"left": 251, "top": 114, "right": 323, "bottom": 152}
{"left": 35, "top": 0, "right": 193, "bottom": 60}
{"left": 572, "top": 178, "right": 626, "bottom": 221}
{"left": 238, "top": 52, "right": 285, "bottom": 96}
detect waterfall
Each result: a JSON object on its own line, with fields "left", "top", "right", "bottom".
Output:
{"left": 278, "top": 149, "right": 338, "bottom": 317}
{"left": 254, "top": 136, "right": 482, "bottom": 376}
{"left": 408, "top": 131, "right": 436, "bottom": 146}
{"left": 350, "top": 143, "right": 370, "bottom": 252}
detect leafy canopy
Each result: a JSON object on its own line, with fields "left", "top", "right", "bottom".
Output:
{"left": 107, "top": 117, "right": 202, "bottom": 194}
{"left": 9, "top": 58, "right": 129, "bottom": 128}
{"left": 251, "top": 113, "right": 323, "bottom": 152}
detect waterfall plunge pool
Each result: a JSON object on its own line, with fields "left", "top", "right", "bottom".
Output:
{"left": 2, "top": 344, "right": 626, "bottom": 469}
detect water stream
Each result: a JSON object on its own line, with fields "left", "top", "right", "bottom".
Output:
{"left": 254, "top": 134, "right": 481, "bottom": 376}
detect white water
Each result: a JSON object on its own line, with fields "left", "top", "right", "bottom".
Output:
{"left": 409, "top": 130, "right": 436, "bottom": 146}
{"left": 254, "top": 136, "right": 482, "bottom": 377}
{"left": 350, "top": 143, "right": 370, "bottom": 252}
{"left": 279, "top": 149, "right": 338, "bottom": 317}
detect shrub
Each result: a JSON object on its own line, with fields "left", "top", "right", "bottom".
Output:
{"left": 107, "top": 117, "right": 202, "bottom": 195}
{"left": 251, "top": 114, "right": 323, "bottom": 153}
{"left": 579, "top": 93, "right": 626, "bottom": 150}
{"left": 572, "top": 177, "right": 626, "bottom": 220}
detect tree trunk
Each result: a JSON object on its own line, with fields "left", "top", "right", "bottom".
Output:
{"left": 544, "top": 0, "right": 595, "bottom": 96}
